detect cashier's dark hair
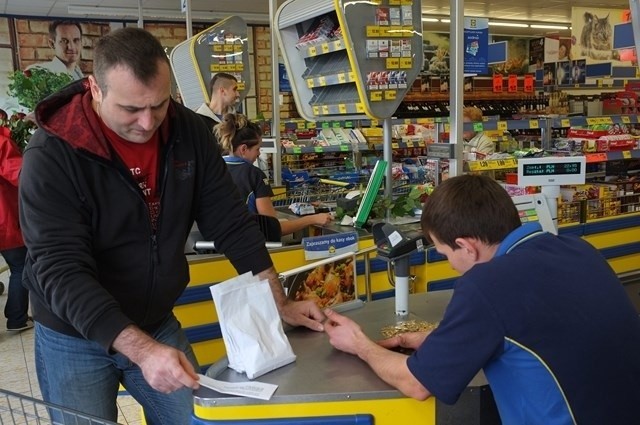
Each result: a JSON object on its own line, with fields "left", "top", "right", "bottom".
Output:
{"left": 214, "top": 113, "right": 262, "bottom": 155}
{"left": 421, "top": 174, "right": 521, "bottom": 249}
{"left": 93, "top": 27, "right": 169, "bottom": 93}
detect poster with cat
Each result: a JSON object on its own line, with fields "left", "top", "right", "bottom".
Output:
{"left": 571, "top": 7, "right": 629, "bottom": 64}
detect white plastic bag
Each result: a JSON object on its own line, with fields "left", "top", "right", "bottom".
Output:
{"left": 210, "top": 272, "right": 296, "bottom": 379}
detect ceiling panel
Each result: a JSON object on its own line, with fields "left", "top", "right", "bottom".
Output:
{"left": 0, "top": 0, "right": 634, "bottom": 32}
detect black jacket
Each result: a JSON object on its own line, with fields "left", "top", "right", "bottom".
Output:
{"left": 19, "top": 78, "right": 272, "bottom": 351}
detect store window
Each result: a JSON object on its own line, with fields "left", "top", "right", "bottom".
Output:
{"left": 0, "top": 17, "right": 18, "bottom": 113}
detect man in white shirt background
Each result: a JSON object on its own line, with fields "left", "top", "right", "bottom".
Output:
{"left": 28, "top": 20, "right": 84, "bottom": 80}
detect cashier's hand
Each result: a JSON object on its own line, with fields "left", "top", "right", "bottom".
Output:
{"left": 324, "top": 309, "right": 374, "bottom": 356}
{"left": 279, "top": 299, "right": 326, "bottom": 332}
{"left": 377, "top": 331, "right": 429, "bottom": 351}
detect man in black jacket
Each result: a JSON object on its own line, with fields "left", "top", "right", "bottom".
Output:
{"left": 19, "top": 27, "right": 324, "bottom": 425}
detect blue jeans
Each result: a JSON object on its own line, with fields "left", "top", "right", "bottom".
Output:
{"left": 35, "top": 314, "right": 198, "bottom": 425}
{"left": 1, "top": 246, "right": 29, "bottom": 328}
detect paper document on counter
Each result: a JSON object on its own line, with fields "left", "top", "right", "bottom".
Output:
{"left": 198, "top": 374, "right": 277, "bottom": 400}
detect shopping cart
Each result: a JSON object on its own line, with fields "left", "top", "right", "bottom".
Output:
{"left": 0, "top": 389, "right": 120, "bottom": 425}
{"left": 272, "top": 178, "right": 357, "bottom": 207}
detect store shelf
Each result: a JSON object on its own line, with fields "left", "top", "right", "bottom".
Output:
{"left": 299, "top": 37, "right": 346, "bottom": 59}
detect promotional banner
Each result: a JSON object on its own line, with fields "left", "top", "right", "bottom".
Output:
{"left": 463, "top": 17, "right": 489, "bottom": 75}
{"left": 302, "top": 232, "right": 358, "bottom": 260}
{"left": 571, "top": 7, "right": 629, "bottom": 63}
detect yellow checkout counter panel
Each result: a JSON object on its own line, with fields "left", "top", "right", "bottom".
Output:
{"left": 178, "top": 212, "right": 640, "bottom": 424}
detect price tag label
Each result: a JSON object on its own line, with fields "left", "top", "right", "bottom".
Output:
{"left": 622, "top": 150, "right": 632, "bottom": 159}
{"left": 444, "top": 123, "right": 450, "bottom": 132}
{"left": 321, "top": 43, "right": 330, "bottom": 54}
{"left": 561, "top": 119, "right": 571, "bottom": 127}
{"left": 529, "top": 120, "right": 539, "bottom": 129}
{"left": 321, "top": 122, "right": 330, "bottom": 129}
{"left": 508, "top": 74, "right": 518, "bottom": 92}
{"left": 399, "top": 58, "right": 413, "bottom": 69}
{"left": 314, "top": 147, "right": 324, "bottom": 153}
{"left": 297, "top": 121, "right": 306, "bottom": 130}
{"left": 417, "top": 118, "right": 435, "bottom": 124}
{"left": 370, "top": 91, "right": 383, "bottom": 101}
{"left": 586, "top": 117, "right": 598, "bottom": 125}
{"left": 332, "top": 121, "right": 342, "bottom": 128}
{"left": 321, "top": 105, "right": 329, "bottom": 115}
{"left": 493, "top": 74, "right": 503, "bottom": 92}
{"left": 307, "top": 79, "right": 314, "bottom": 88}
{"left": 292, "top": 147, "right": 302, "bottom": 154}
{"left": 497, "top": 121, "right": 507, "bottom": 131}
{"left": 524, "top": 74, "right": 534, "bottom": 93}
{"left": 473, "top": 122, "right": 484, "bottom": 132}
{"left": 356, "top": 103, "right": 365, "bottom": 113}
{"left": 338, "top": 73, "right": 346, "bottom": 84}
{"left": 585, "top": 153, "right": 608, "bottom": 163}
{"left": 312, "top": 106, "right": 320, "bottom": 115}
{"left": 318, "top": 76, "right": 326, "bottom": 86}
{"left": 406, "top": 141, "right": 414, "bottom": 147}
{"left": 335, "top": 39, "right": 343, "bottom": 49}
{"left": 601, "top": 116, "right": 613, "bottom": 124}
{"left": 308, "top": 46, "right": 317, "bottom": 56}
{"left": 371, "top": 119, "right": 379, "bottom": 127}
{"left": 384, "top": 90, "right": 397, "bottom": 100}
{"left": 338, "top": 104, "right": 347, "bottom": 114}
{"left": 340, "top": 145, "right": 350, "bottom": 152}
{"left": 392, "top": 142, "right": 400, "bottom": 149}
{"left": 622, "top": 116, "right": 631, "bottom": 123}
{"left": 344, "top": 121, "right": 353, "bottom": 128}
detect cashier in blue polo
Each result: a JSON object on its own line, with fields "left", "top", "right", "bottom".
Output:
{"left": 325, "top": 174, "right": 640, "bottom": 425}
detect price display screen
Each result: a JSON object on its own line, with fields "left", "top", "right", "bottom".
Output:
{"left": 517, "top": 157, "right": 586, "bottom": 186}
{"left": 522, "top": 162, "right": 582, "bottom": 176}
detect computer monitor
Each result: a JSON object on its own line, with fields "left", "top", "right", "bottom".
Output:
{"left": 354, "top": 160, "right": 388, "bottom": 228}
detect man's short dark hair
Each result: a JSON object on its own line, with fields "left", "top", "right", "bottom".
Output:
{"left": 421, "top": 174, "right": 522, "bottom": 249}
{"left": 48, "top": 20, "right": 82, "bottom": 40}
{"left": 208, "top": 72, "right": 237, "bottom": 97}
{"left": 93, "top": 27, "right": 169, "bottom": 92}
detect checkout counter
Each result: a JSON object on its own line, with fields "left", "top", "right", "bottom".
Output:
{"left": 192, "top": 291, "right": 499, "bottom": 425}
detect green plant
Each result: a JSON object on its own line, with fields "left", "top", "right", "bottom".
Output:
{"left": 7, "top": 68, "right": 73, "bottom": 111}
{"left": 335, "top": 184, "right": 434, "bottom": 221}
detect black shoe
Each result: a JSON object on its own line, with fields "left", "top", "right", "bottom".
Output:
{"left": 7, "top": 318, "right": 34, "bottom": 332}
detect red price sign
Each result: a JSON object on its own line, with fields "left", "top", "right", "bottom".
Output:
{"left": 493, "top": 74, "right": 503, "bottom": 92}
{"left": 524, "top": 74, "right": 534, "bottom": 93}
{"left": 508, "top": 74, "right": 518, "bottom": 92}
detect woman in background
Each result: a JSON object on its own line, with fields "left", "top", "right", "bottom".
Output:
{"left": 0, "top": 109, "right": 31, "bottom": 331}
{"left": 214, "top": 113, "right": 332, "bottom": 236}
{"left": 462, "top": 106, "right": 495, "bottom": 159}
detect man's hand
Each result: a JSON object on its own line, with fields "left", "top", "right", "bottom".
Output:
{"left": 377, "top": 331, "right": 429, "bottom": 351}
{"left": 258, "top": 267, "right": 325, "bottom": 332}
{"left": 112, "top": 325, "right": 199, "bottom": 393}
{"left": 279, "top": 299, "right": 325, "bottom": 332}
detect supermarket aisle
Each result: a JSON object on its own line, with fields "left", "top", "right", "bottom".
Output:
{"left": 0, "top": 258, "right": 143, "bottom": 424}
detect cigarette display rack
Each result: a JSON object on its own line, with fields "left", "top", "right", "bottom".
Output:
{"left": 275, "top": 0, "right": 424, "bottom": 121}
{"left": 171, "top": 16, "right": 251, "bottom": 110}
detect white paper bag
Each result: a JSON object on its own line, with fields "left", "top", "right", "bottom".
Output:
{"left": 210, "top": 272, "right": 296, "bottom": 379}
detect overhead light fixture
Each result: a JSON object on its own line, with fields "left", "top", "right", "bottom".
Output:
{"left": 488, "top": 21, "right": 529, "bottom": 28}
{"left": 440, "top": 19, "right": 451, "bottom": 23}
{"left": 67, "top": 5, "right": 270, "bottom": 24}
{"left": 530, "top": 24, "right": 569, "bottom": 30}
{"left": 421, "top": 17, "right": 440, "bottom": 22}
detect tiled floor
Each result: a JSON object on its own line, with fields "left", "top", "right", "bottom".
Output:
{"left": 0, "top": 257, "right": 143, "bottom": 424}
